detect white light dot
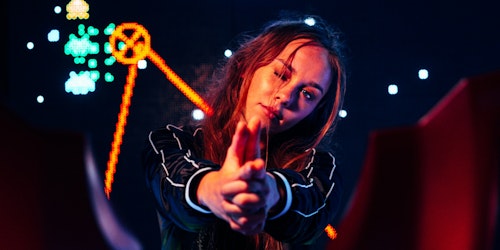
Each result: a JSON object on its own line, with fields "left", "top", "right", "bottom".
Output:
{"left": 224, "top": 49, "right": 232, "bottom": 58}
{"left": 138, "top": 59, "right": 147, "bottom": 69}
{"left": 27, "top": 42, "right": 34, "bottom": 50}
{"left": 388, "top": 84, "right": 398, "bottom": 95}
{"left": 339, "top": 109, "right": 347, "bottom": 118}
{"left": 418, "top": 69, "right": 429, "bottom": 80}
{"left": 37, "top": 95, "right": 44, "bottom": 103}
{"left": 48, "top": 29, "right": 60, "bottom": 42}
{"left": 192, "top": 109, "right": 205, "bottom": 120}
{"left": 304, "top": 17, "right": 316, "bottom": 26}
{"left": 54, "top": 6, "right": 62, "bottom": 14}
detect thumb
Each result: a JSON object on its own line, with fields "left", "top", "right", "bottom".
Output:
{"left": 240, "top": 158, "right": 266, "bottom": 180}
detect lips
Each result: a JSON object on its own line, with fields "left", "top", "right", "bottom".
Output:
{"left": 262, "top": 105, "right": 282, "bottom": 121}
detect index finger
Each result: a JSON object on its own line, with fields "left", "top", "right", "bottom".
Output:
{"left": 244, "top": 117, "right": 261, "bottom": 162}
{"left": 227, "top": 121, "right": 250, "bottom": 166}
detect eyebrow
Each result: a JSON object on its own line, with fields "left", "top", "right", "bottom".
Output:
{"left": 306, "top": 82, "right": 325, "bottom": 94}
{"left": 275, "top": 59, "right": 294, "bottom": 72}
{"left": 275, "top": 59, "right": 325, "bottom": 94}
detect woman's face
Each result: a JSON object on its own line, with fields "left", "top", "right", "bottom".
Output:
{"left": 243, "top": 39, "right": 332, "bottom": 134}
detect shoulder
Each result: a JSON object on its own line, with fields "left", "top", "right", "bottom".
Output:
{"left": 306, "top": 148, "right": 336, "bottom": 168}
{"left": 147, "top": 124, "right": 204, "bottom": 152}
{"left": 149, "top": 124, "right": 202, "bottom": 141}
{"left": 305, "top": 148, "right": 342, "bottom": 186}
{"left": 149, "top": 124, "right": 201, "bottom": 136}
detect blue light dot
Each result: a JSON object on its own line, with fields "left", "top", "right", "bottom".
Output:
{"left": 418, "top": 69, "right": 429, "bottom": 80}
{"left": 48, "top": 29, "right": 60, "bottom": 42}
{"left": 304, "top": 17, "right": 316, "bottom": 26}
{"left": 388, "top": 84, "right": 398, "bottom": 95}
{"left": 138, "top": 59, "right": 147, "bottom": 69}
{"left": 192, "top": 109, "right": 205, "bottom": 120}
{"left": 37, "top": 95, "right": 44, "bottom": 103}
{"left": 339, "top": 109, "right": 347, "bottom": 118}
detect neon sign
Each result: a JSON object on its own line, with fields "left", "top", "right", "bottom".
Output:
{"left": 104, "top": 22, "right": 213, "bottom": 198}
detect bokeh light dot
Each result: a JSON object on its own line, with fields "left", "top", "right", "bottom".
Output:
{"left": 388, "top": 84, "right": 398, "bottom": 95}
{"left": 339, "top": 109, "right": 347, "bottom": 118}
{"left": 418, "top": 69, "right": 429, "bottom": 80}
{"left": 138, "top": 59, "right": 147, "bottom": 69}
{"left": 192, "top": 109, "right": 205, "bottom": 120}
{"left": 304, "top": 17, "right": 316, "bottom": 26}
{"left": 37, "top": 95, "right": 44, "bottom": 103}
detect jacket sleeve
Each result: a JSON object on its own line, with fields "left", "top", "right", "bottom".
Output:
{"left": 264, "top": 148, "right": 343, "bottom": 244}
{"left": 142, "top": 124, "right": 219, "bottom": 232}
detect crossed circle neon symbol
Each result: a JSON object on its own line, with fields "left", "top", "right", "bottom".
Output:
{"left": 109, "top": 23, "right": 151, "bottom": 65}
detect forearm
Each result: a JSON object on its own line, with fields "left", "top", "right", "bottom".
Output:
{"left": 264, "top": 152, "right": 343, "bottom": 244}
{"left": 143, "top": 126, "right": 219, "bottom": 231}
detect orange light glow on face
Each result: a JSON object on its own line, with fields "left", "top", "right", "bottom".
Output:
{"left": 104, "top": 23, "right": 213, "bottom": 198}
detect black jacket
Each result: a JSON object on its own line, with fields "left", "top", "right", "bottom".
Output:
{"left": 142, "top": 124, "right": 343, "bottom": 249}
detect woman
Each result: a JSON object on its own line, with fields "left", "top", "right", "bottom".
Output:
{"left": 143, "top": 15, "right": 346, "bottom": 249}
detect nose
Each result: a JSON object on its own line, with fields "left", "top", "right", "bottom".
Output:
{"left": 274, "top": 85, "right": 296, "bottom": 107}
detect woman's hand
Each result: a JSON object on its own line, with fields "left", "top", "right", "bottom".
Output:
{"left": 197, "top": 117, "right": 280, "bottom": 235}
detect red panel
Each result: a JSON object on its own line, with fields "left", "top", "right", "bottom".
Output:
{"left": 0, "top": 106, "right": 109, "bottom": 250}
{"left": 328, "top": 70, "right": 500, "bottom": 250}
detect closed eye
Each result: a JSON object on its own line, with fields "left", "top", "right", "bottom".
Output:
{"left": 273, "top": 71, "right": 289, "bottom": 82}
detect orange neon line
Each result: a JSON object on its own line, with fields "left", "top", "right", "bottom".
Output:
{"left": 104, "top": 65, "right": 138, "bottom": 198}
{"left": 147, "top": 49, "right": 213, "bottom": 116}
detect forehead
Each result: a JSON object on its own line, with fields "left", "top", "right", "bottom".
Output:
{"left": 275, "top": 39, "right": 332, "bottom": 90}
{"left": 277, "top": 38, "right": 324, "bottom": 58}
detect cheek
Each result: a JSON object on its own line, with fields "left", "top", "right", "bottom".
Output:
{"left": 247, "top": 78, "right": 265, "bottom": 99}
{"left": 299, "top": 102, "right": 318, "bottom": 117}
{"left": 288, "top": 104, "right": 316, "bottom": 125}
{"left": 297, "top": 102, "right": 322, "bottom": 125}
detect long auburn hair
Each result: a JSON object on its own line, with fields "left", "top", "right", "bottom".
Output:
{"left": 203, "top": 16, "right": 346, "bottom": 170}
{"left": 199, "top": 15, "right": 346, "bottom": 249}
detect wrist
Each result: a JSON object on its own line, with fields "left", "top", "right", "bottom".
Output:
{"left": 266, "top": 171, "right": 293, "bottom": 220}
{"left": 186, "top": 168, "right": 213, "bottom": 214}
{"left": 196, "top": 170, "right": 217, "bottom": 208}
